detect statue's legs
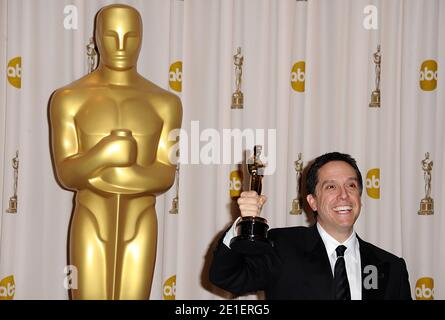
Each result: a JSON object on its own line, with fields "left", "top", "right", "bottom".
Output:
{"left": 69, "top": 204, "right": 108, "bottom": 299}
{"left": 69, "top": 193, "right": 157, "bottom": 300}
{"left": 114, "top": 205, "right": 157, "bottom": 299}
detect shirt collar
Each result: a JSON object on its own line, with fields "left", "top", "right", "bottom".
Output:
{"left": 316, "top": 223, "right": 360, "bottom": 262}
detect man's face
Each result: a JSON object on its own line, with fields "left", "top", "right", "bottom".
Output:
{"left": 306, "top": 161, "right": 362, "bottom": 237}
{"left": 96, "top": 8, "right": 142, "bottom": 70}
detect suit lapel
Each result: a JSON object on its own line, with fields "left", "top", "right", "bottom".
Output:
{"left": 359, "top": 237, "right": 388, "bottom": 300}
{"left": 301, "top": 228, "right": 390, "bottom": 300}
{"left": 303, "top": 225, "right": 334, "bottom": 299}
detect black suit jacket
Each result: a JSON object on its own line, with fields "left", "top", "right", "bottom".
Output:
{"left": 209, "top": 225, "right": 412, "bottom": 300}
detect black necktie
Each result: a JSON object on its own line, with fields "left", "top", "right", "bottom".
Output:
{"left": 334, "top": 245, "right": 351, "bottom": 300}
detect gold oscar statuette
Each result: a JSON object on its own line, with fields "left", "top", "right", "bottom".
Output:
{"left": 369, "top": 45, "right": 381, "bottom": 108}
{"left": 230, "top": 145, "right": 272, "bottom": 255}
{"left": 6, "top": 151, "right": 19, "bottom": 214}
{"left": 290, "top": 153, "right": 303, "bottom": 215}
{"left": 418, "top": 152, "right": 433, "bottom": 215}
{"left": 86, "top": 37, "right": 97, "bottom": 74}
{"left": 231, "top": 47, "right": 244, "bottom": 109}
{"left": 49, "top": 4, "right": 182, "bottom": 299}
{"left": 169, "top": 164, "right": 179, "bottom": 214}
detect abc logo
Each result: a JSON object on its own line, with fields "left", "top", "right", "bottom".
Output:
{"left": 419, "top": 60, "right": 437, "bottom": 91}
{"left": 291, "top": 61, "right": 305, "bottom": 92}
{"left": 163, "top": 275, "right": 176, "bottom": 300}
{"left": 7, "top": 56, "right": 22, "bottom": 89}
{"left": 169, "top": 61, "right": 182, "bottom": 92}
{"left": 0, "top": 275, "right": 15, "bottom": 300}
{"left": 366, "top": 168, "right": 380, "bottom": 199}
{"left": 230, "top": 170, "right": 242, "bottom": 198}
{"left": 415, "top": 277, "right": 434, "bottom": 300}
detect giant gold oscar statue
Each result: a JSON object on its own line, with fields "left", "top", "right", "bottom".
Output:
{"left": 49, "top": 4, "right": 182, "bottom": 299}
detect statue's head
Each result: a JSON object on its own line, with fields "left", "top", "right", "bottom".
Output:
{"left": 95, "top": 4, "right": 143, "bottom": 70}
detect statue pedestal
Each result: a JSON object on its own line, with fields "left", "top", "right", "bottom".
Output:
{"left": 418, "top": 197, "right": 433, "bottom": 215}
{"left": 230, "top": 216, "right": 272, "bottom": 255}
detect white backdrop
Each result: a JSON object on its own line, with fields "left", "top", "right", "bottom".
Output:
{"left": 0, "top": 0, "right": 444, "bottom": 300}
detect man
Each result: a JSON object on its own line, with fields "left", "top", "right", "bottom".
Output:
{"left": 209, "top": 152, "right": 411, "bottom": 299}
{"left": 49, "top": 4, "right": 182, "bottom": 299}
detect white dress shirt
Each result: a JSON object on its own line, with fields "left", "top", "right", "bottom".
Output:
{"left": 316, "top": 223, "right": 362, "bottom": 300}
{"left": 222, "top": 217, "right": 241, "bottom": 248}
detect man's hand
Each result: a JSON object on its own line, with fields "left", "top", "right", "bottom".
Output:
{"left": 237, "top": 191, "right": 267, "bottom": 217}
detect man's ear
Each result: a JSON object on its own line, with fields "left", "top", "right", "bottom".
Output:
{"left": 306, "top": 194, "right": 317, "bottom": 211}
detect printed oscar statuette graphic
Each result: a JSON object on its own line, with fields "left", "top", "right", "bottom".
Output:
{"left": 290, "top": 153, "right": 303, "bottom": 215}
{"left": 369, "top": 45, "right": 381, "bottom": 108}
{"left": 49, "top": 4, "right": 182, "bottom": 299}
{"left": 169, "top": 164, "right": 180, "bottom": 214}
{"left": 86, "top": 37, "right": 97, "bottom": 74}
{"left": 6, "top": 151, "right": 19, "bottom": 214}
{"left": 230, "top": 145, "right": 272, "bottom": 255}
{"left": 418, "top": 152, "right": 433, "bottom": 215}
{"left": 231, "top": 47, "right": 244, "bottom": 109}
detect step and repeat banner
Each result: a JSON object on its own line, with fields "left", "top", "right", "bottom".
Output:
{"left": 0, "top": 0, "right": 444, "bottom": 300}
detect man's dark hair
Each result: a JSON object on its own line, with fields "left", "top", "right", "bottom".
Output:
{"left": 306, "top": 152, "right": 363, "bottom": 196}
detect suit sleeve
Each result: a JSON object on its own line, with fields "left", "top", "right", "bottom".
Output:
{"left": 398, "top": 258, "right": 412, "bottom": 300}
{"left": 209, "top": 234, "right": 281, "bottom": 296}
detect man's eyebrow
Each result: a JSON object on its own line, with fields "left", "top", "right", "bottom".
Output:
{"left": 319, "top": 177, "right": 358, "bottom": 187}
